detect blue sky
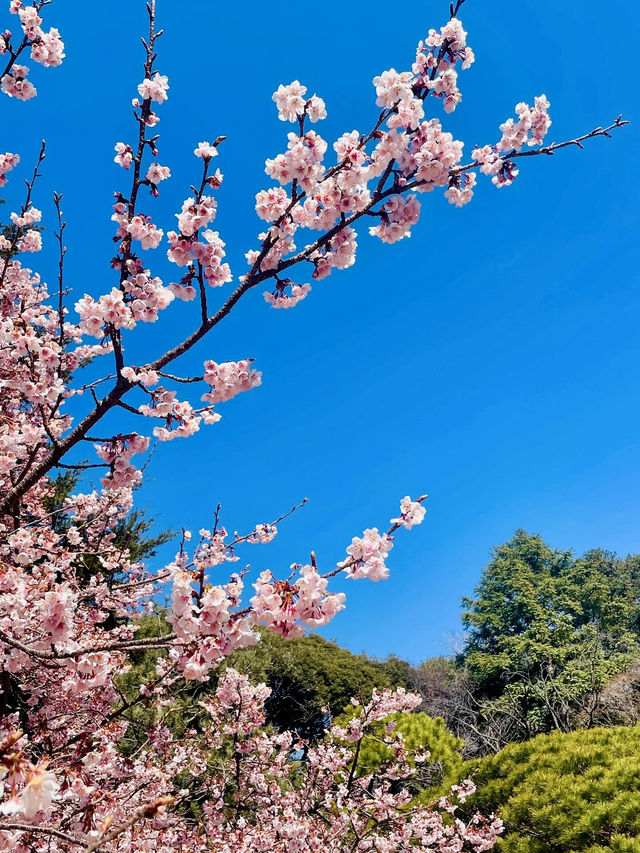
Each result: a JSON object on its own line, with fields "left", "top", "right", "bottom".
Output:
{"left": 4, "top": 0, "right": 639, "bottom": 664}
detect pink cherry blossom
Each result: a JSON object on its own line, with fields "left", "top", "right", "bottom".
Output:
{"left": 1, "top": 63, "right": 36, "bottom": 99}
{"left": 176, "top": 195, "right": 217, "bottom": 237}
{"left": 264, "top": 281, "right": 311, "bottom": 309}
{"left": 391, "top": 495, "right": 427, "bottom": 529}
{"left": 16, "top": 228, "right": 41, "bottom": 252}
{"left": 250, "top": 565, "right": 346, "bottom": 638}
{"left": 126, "top": 214, "right": 164, "bottom": 249}
{"left": 0, "top": 151, "right": 19, "bottom": 187}
{"left": 339, "top": 527, "right": 394, "bottom": 581}
{"left": 10, "top": 204, "right": 41, "bottom": 227}
{"left": 373, "top": 68, "right": 414, "bottom": 108}
{"left": 139, "top": 388, "right": 201, "bottom": 441}
{"left": 30, "top": 27, "right": 64, "bottom": 67}
{"left": 246, "top": 522, "right": 278, "bottom": 544}
{"left": 306, "top": 94, "right": 327, "bottom": 122}
{"left": 201, "top": 359, "right": 262, "bottom": 405}
{"left": 114, "top": 142, "right": 133, "bottom": 169}
{"left": 17, "top": 5, "right": 40, "bottom": 38}
{"left": 370, "top": 195, "right": 421, "bottom": 243}
{"left": 272, "top": 80, "right": 307, "bottom": 122}
{"left": 497, "top": 95, "right": 551, "bottom": 153}
{"left": 146, "top": 162, "right": 171, "bottom": 185}
{"left": 137, "top": 72, "right": 169, "bottom": 103}
{"left": 444, "top": 171, "right": 477, "bottom": 206}
{"left": 255, "top": 186, "right": 290, "bottom": 222}
{"left": 194, "top": 141, "right": 219, "bottom": 159}
{"left": 120, "top": 365, "right": 159, "bottom": 387}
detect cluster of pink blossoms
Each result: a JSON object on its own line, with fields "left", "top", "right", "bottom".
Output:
{"left": 248, "top": 18, "right": 477, "bottom": 305}
{"left": 0, "top": 0, "right": 622, "bottom": 848}
{"left": 370, "top": 195, "right": 421, "bottom": 243}
{"left": 250, "top": 565, "right": 346, "bottom": 638}
{"left": 0, "top": 203, "right": 42, "bottom": 253}
{"left": 0, "top": 151, "right": 19, "bottom": 187}
{"left": 245, "top": 522, "right": 278, "bottom": 543}
{"left": 249, "top": 17, "right": 557, "bottom": 307}
{"left": 498, "top": 95, "right": 551, "bottom": 152}
{"left": 272, "top": 80, "right": 326, "bottom": 123}
{"left": 112, "top": 204, "right": 164, "bottom": 250}
{"left": 192, "top": 672, "right": 504, "bottom": 853}
{"left": 339, "top": 527, "right": 394, "bottom": 581}
{"left": 392, "top": 495, "right": 428, "bottom": 529}
{"left": 136, "top": 71, "right": 169, "bottom": 104}
{"left": 336, "top": 496, "right": 426, "bottom": 582}
{"left": 16, "top": 227, "right": 41, "bottom": 252}
{"left": 472, "top": 95, "right": 551, "bottom": 188}
{"left": 0, "top": 1, "right": 64, "bottom": 100}
{"left": 201, "top": 359, "right": 262, "bottom": 404}
{"left": 168, "top": 567, "right": 257, "bottom": 679}
{"left": 76, "top": 262, "right": 175, "bottom": 337}
{"left": 119, "top": 360, "right": 262, "bottom": 442}
{"left": 95, "top": 434, "right": 150, "bottom": 489}
{"left": 0, "top": 63, "right": 33, "bottom": 99}
{"left": 264, "top": 280, "right": 311, "bottom": 309}
{"left": 164, "top": 148, "right": 230, "bottom": 297}
{"left": 158, "top": 495, "right": 426, "bottom": 678}
{"left": 337, "top": 687, "right": 423, "bottom": 742}
{"left": 138, "top": 387, "right": 202, "bottom": 441}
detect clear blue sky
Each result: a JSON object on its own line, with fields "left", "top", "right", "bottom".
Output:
{"left": 4, "top": 0, "right": 639, "bottom": 664}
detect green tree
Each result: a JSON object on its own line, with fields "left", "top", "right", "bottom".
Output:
{"left": 114, "top": 626, "right": 413, "bottom": 753}
{"left": 42, "top": 471, "right": 175, "bottom": 586}
{"left": 460, "top": 531, "right": 640, "bottom": 746}
{"left": 461, "top": 725, "right": 640, "bottom": 852}
{"left": 354, "top": 710, "right": 465, "bottom": 793}
{"left": 224, "top": 631, "right": 409, "bottom": 740}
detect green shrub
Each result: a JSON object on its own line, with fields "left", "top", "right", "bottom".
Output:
{"left": 462, "top": 726, "right": 640, "bottom": 852}
{"left": 337, "top": 709, "right": 464, "bottom": 793}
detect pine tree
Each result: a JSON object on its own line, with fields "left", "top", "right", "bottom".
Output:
{"left": 460, "top": 726, "right": 640, "bottom": 852}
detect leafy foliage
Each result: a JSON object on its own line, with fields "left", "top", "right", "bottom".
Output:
{"left": 115, "top": 623, "right": 410, "bottom": 751}
{"left": 224, "top": 631, "right": 408, "bottom": 740}
{"left": 44, "top": 471, "right": 175, "bottom": 584}
{"left": 462, "top": 725, "right": 640, "bottom": 852}
{"left": 460, "top": 531, "right": 640, "bottom": 745}
{"left": 354, "top": 710, "right": 465, "bottom": 792}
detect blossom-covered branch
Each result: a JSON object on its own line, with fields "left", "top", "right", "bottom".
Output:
{"left": 0, "top": 0, "right": 627, "bottom": 516}
{"left": 0, "top": 0, "right": 64, "bottom": 100}
{"left": 0, "top": 0, "right": 627, "bottom": 849}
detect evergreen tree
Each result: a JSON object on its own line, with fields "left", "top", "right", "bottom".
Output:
{"left": 461, "top": 725, "right": 640, "bottom": 852}
{"left": 354, "top": 710, "right": 465, "bottom": 792}
{"left": 225, "top": 631, "right": 409, "bottom": 740}
{"left": 460, "top": 531, "right": 640, "bottom": 744}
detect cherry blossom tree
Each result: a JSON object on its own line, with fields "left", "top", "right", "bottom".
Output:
{"left": 0, "top": 0, "right": 626, "bottom": 850}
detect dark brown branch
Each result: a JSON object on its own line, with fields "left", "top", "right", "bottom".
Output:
{"left": 452, "top": 115, "right": 629, "bottom": 176}
{"left": 0, "top": 41, "right": 628, "bottom": 518}
{"left": 83, "top": 796, "right": 175, "bottom": 853}
{"left": 0, "top": 823, "right": 85, "bottom": 848}
{"left": 0, "top": 628, "right": 178, "bottom": 661}
{"left": 0, "top": 140, "right": 46, "bottom": 289}
{"left": 53, "top": 192, "right": 66, "bottom": 349}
